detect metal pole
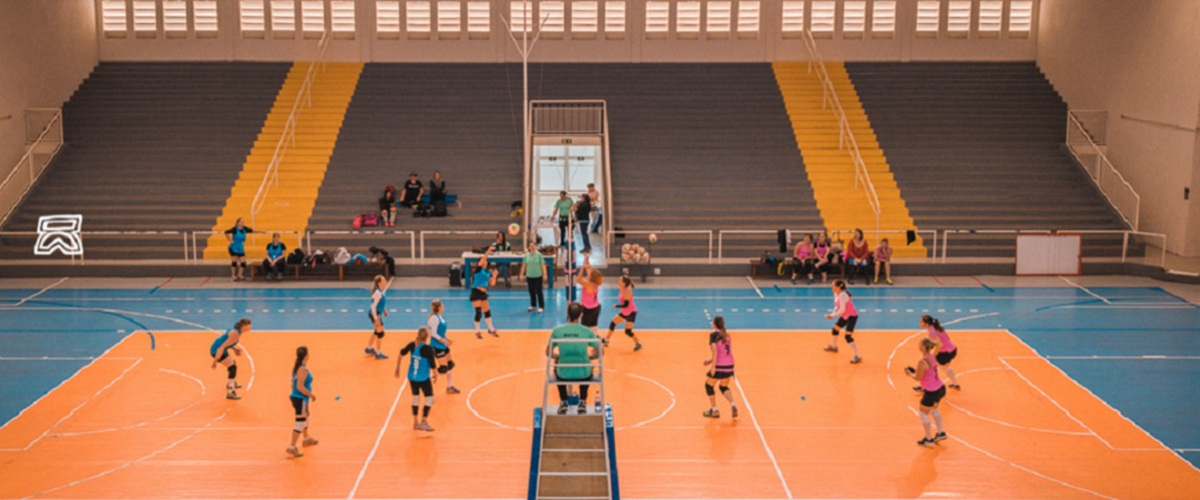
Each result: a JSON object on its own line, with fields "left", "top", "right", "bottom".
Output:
{"left": 521, "top": 2, "right": 532, "bottom": 250}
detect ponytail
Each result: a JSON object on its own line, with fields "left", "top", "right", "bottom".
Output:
{"left": 233, "top": 318, "right": 251, "bottom": 332}
{"left": 713, "top": 316, "right": 729, "bottom": 344}
{"left": 834, "top": 280, "right": 851, "bottom": 297}
{"left": 292, "top": 346, "right": 308, "bottom": 375}
{"left": 429, "top": 299, "right": 443, "bottom": 317}
{"left": 921, "top": 315, "right": 944, "bottom": 332}
{"left": 620, "top": 275, "right": 635, "bottom": 289}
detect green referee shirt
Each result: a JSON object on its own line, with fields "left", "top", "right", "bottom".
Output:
{"left": 523, "top": 252, "right": 545, "bottom": 278}
{"left": 550, "top": 323, "right": 598, "bottom": 380}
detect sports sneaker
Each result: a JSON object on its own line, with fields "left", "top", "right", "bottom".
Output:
{"left": 488, "top": 330, "right": 499, "bottom": 338}
{"left": 286, "top": 446, "right": 303, "bottom": 458}
{"left": 475, "top": 331, "right": 483, "bottom": 339}
{"left": 731, "top": 406, "right": 739, "bottom": 418}
{"left": 537, "top": 308, "right": 544, "bottom": 314}
{"left": 374, "top": 351, "right": 389, "bottom": 360}
{"left": 948, "top": 383, "right": 961, "bottom": 391}
{"left": 577, "top": 403, "right": 587, "bottom": 415}
{"left": 528, "top": 307, "right": 535, "bottom": 312}
{"left": 413, "top": 422, "right": 422, "bottom": 430}
{"left": 807, "top": 278, "right": 814, "bottom": 285}
{"left": 887, "top": 278, "right": 894, "bottom": 285}
{"left": 917, "top": 437, "right": 936, "bottom": 447}
{"left": 874, "top": 277, "right": 879, "bottom": 284}
{"left": 823, "top": 345, "right": 839, "bottom": 353}
{"left": 446, "top": 386, "right": 461, "bottom": 395}
{"left": 849, "top": 356, "right": 863, "bottom": 364}
{"left": 418, "top": 421, "right": 435, "bottom": 432}
{"left": 558, "top": 402, "right": 569, "bottom": 415}
{"left": 302, "top": 437, "right": 319, "bottom": 447}
{"left": 912, "top": 386, "right": 923, "bottom": 393}
{"left": 234, "top": 382, "right": 243, "bottom": 389}
{"left": 702, "top": 408, "right": 720, "bottom": 418}
{"left": 364, "top": 347, "right": 376, "bottom": 355}
{"left": 226, "top": 392, "right": 241, "bottom": 400}
{"left": 933, "top": 432, "right": 948, "bottom": 443}
{"left": 790, "top": 277, "right": 797, "bottom": 285}
{"left": 633, "top": 343, "right": 643, "bottom": 352}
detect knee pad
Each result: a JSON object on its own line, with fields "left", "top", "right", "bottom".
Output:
{"left": 831, "top": 328, "right": 840, "bottom": 336}
{"left": 230, "top": 263, "right": 238, "bottom": 270}
{"left": 446, "top": 360, "right": 455, "bottom": 371}
{"left": 919, "top": 412, "right": 931, "bottom": 425}
{"left": 845, "top": 334, "right": 855, "bottom": 344}
{"left": 374, "top": 329, "right": 385, "bottom": 339}
{"left": 720, "top": 386, "right": 731, "bottom": 395}
{"left": 411, "top": 396, "right": 422, "bottom": 407}
{"left": 705, "top": 383, "right": 715, "bottom": 396}
{"left": 484, "top": 310, "right": 491, "bottom": 319}
{"left": 293, "top": 421, "right": 306, "bottom": 432}
{"left": 624, "top": 328, "right": 634, "bottom": 338}
{"left": 474, "top": 307, "right": 482, "bottom": 322}
{"left": 227, "top": 364, "right": 237, "bottom": 379}
{"left": 240, "top": 262, "right": 247, "bottom": 269}
{"left": 608, "top": 321, "right": 617, "bottom": 331}
{"left": 425, "top": 396, "right": 436, "bottom": 407}
{"left": 437, "top": 365, "right": 449, "bottom": 374}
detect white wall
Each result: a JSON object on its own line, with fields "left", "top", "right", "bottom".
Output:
{"left": 1038, "top": 0, "right": 1200, "bottom": 256}
{"left": 97, "top": 0, "right": 1038, "bottom": 63}
{"left": 0, "top": 0, "right": 98, "bottom": 179}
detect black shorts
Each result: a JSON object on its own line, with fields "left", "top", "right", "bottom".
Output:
{"left": 470, "top": 288, "right": 489, "bottom": 302}
{"left": 214, "top": 348, "right": 231, "bottom": 363}
{"left": 290, "top": 396, "right": 308, "bottom": 419}
{"left": 228, "top": 249, "right": 245, "bottom": 258}
{"left": 709, "top": 366, "right": 734, "bottom": 379}
{"left": 936, "top": 349, "right": 958, "bottom": 366}
{"left": 835, "top": 315, "right": 858, "bottom": 332}
{"left": 582, "top": 306, "right": 601, "bottom": 327}
{"left": 410, "top": 379, "right": 434, "bottom": 396}
{"left": 618, "top": 311, "right": 638, "bottom": 323}
{"left": 434, "top": 347, "right": 450, "bottom": 358}
{"left": 920, "top": 386, "right": 947, "bottom": 407}
{"left": 368, "top": 312, "right": 384, "bottom": 327}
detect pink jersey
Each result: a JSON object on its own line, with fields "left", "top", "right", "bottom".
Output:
{"left": 928, "top": 327, "right": 956, "bottom": 353}
{"left": 834, "top": 291, "right": 857, "bottom": 319}
{"left": 581, "top": 284, "right": 600, "bottom": 309}
{"left": 794, "top": 243, "right": 813, "bottom": 260}
{"left": 920, "top": 354, "right": 944, "bottom": 391}
{"left": 710, "top": 331, "right": 734, "bottom": 371}
{"left": 875, "top": 245, "right": 893, "bottom": 262}
{"left": 620, "top": 289, "right": 637, "bottom": 315}
{"left": 815, "top": 242, "right": 829, "bottom": 259}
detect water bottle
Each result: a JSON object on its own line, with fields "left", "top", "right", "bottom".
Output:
{"left": 594, "top": 397, "right": 602, "bottom": 414}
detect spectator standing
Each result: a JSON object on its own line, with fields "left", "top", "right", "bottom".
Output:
{"left": 573, "top": 194, "right": 592, "bottom": 253}
{"left": 587, "top": 183, "right": 602, "bottom": 234}
{"left": 519, "top": 241, "right": 547, "bottom": 314}
{"left": 551, "top": 191, "right": 574, "bottom": 248}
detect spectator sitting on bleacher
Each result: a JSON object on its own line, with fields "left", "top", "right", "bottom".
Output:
{"left": 429, "top": 171, "right": 447, "bottom": 205}
{"left": 489, "top": 231, "right": 513, "bottom": 284}
{"left": 400, "top": 172, "right": 423, "bottom": 210}
{"left": 814, "top": 232, "right": 833, "bottom": 283}
{"left": 846, "top": 229, "right": 872, "bottom": 285}
{"left": 369, "top": 246, "right": 395, "bottom": 279}
{"left": 874, "top": 238, "right": 894, "bottom": 286}
{"left": 791, "top": 233, "right": 816, "bottom": 285}
{"left": 379, "top": 185, "right": 397, "bottom": 227}
{"left": 263, "top": 233, "right": 287, "bottom": 280}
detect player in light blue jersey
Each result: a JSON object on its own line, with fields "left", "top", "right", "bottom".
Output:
{"left": 427, "top": 300, "right": 460, "bottom": 394}
{"left": 395, "top": 327, "right": 439, "bottom": 432}
{"left": 365, "top": 275, "right": 389, "bottom": 360}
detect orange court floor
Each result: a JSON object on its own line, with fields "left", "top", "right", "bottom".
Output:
{"left": 1, "top": 329, "right": 1198, "bottom": 499}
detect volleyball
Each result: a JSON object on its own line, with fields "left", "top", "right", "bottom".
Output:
{"left": 648, "top": 233, "right": 658, "bottom": 244}
{"left": 507, "top": 223, "right": 520, "bottom": 236}
{"left": 622, "top": 243, "right": 631, "bottom": 254}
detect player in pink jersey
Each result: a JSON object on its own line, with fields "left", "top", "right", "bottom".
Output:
{"left": 905, "top": 338, "right": 948, "bottom": 446}
{"left": 605, "top": 275, "right": 642, "bottom": 351}
{"left": 702, "top": 316, "right": 738, "bottom": 418}
{"left": 922, "top": 315, "right": 960, "bottom": 390}
{"left": 577, "top": 261, "right": 603, "bottom": 335}
{"left": 823, "top": 280, "right": 862, "bottom": 364}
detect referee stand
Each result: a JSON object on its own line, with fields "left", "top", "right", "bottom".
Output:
{"left": 528, "top": 337, "right": 619, "bottom": 500}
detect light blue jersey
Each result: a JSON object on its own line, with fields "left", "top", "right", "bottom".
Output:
{"left": 403, "top": 342, "right": 434, "bottom": 382}
{"left": 290, "top": 367, "right": 313, "bottom": 401}
{"left": 473, "top": 269, "right": 491, "bottom": 290}
{"left": 209, "top": 329, "right": 235, "bottom": 357}
{"left": 372, "top": 288, "right": 387, "bottom": 317}
{"left": 429, "top": 314, "right": 449, "bottom": 350}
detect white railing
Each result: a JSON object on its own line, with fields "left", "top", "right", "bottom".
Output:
{"left": 800, "top": 30, "right": 882, "bottom": 243}
{"left": 1066, "top": 110, "right": 1140, "bottom": 230}
{"left": 0, "top": 228, "right": 1173, "bottom": 273}
{"left": 0, "top": 108, "right": 64, "bottom": 228}
{"left": 249, "top": 31, "right": 332, "bottom": 227}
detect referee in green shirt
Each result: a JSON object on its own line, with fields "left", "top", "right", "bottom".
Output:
{"left": 547, "top": 303, "right": 600, "bottom": 415}
{"left": 520, "top": 241, "right": 548, "bottom": 313}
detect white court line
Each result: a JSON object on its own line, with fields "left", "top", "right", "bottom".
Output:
{"left": 951, "top": 435, "right": 1117, "bottom": 500}
{"left": 0, "top": 357, "right": 143, "bottom": 452}
{"left": 732, "top": 378, "right": 793, "bottom": 500}
{"left": 0, "top": 306, "right": 217, "bottom": 332}
{"left": 745, "top": 276, "right": 764, "bottom": 298}
{"left": 942, "top": 367, "right": 1092, "bottom": 437}
{"left": 997, "top": 357, "right": 1109, "bottom": 448}
{"left": 0, "top": 333, "right": 134, "bottom": 435}
{"left": 1059, "top": 276, "right": 1111, "bottom": 304}
{"left": 24, "top": 410, "right": 230, "bottom": 499}
{"left": 54, "top": 368, "right": 205, "bottom": 438}
{"left": 14, "top": 278, "right": 68, "bottom": 306}
{"left": 1005, "top": 334, "right": 1200, "bottom": 473}
{"left": 347, "top": 376, "right": 409, "bottom": 499}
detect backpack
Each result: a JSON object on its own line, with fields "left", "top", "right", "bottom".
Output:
{"left": 333, "top": 247, "right": 352, "bottom": 265}
{"left": 287, "top": 248, "right": 306, "bottom": 265}
{"left": 362, "top": 212, "right": 380, "bottom": 227}
{"left": 352, "top": 214, "right": 363, "bottom": 230}
{"left": 432, "top": 201, "right": 448, "bottom": 217}
{"left": 413, "top": 203, "right": 432, "bottom": 218}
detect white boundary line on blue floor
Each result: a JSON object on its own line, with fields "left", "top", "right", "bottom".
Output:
{"left": 14, "top": 277, "right": 68, "bottom": 306}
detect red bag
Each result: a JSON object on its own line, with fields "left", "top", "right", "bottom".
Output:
{"left": 352, "top": 214, "right": 363, "bottom": 230}
{"left": 362, "top": 213, "right": 380, "bottom": 227}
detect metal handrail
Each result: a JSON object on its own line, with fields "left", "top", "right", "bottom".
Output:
{"left": 800, "top": 30, "right": 882, "bottom": 243}
{"left": 249, "top": 31, "right": 332, "bottom": 227}
{"left": 1066, "top": 110, "right": 1140, "bottom": 230}
{"left": 0, "top": 109, "right": 64, "bottom": 228}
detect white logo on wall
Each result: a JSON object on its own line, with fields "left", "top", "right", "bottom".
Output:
{"left": 34, "top": 215, "right": 83, "bottom": 256}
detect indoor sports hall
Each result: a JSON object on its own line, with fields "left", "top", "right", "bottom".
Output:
{"left": 3, "top": 1, "right": 1200, "bottom": 499}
